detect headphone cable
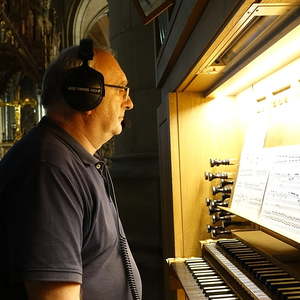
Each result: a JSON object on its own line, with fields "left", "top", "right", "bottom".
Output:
{"left": 101, "top": 161, "right": 141, "bottom": 300}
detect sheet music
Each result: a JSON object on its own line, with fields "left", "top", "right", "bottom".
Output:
{"left": 231, "top": 112, "right": 271, "bottom": 219}
{"left": 259, "top": 146, "right": 300, "bottom": 243}
{"left": 230, "top": 63, "right": 300, "bottom": 243}
{"left": 232, "top": 145, "right": 300, "bottom": 243}
{"left": 231, "top": 150, "right": 273, "bottom": 219}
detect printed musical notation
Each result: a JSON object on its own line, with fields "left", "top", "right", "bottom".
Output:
{"left": 259, "top": 146, "right": 300, "bottom": 242}
{"left": 230, "top": 111, "right": 270, "bottom": 218}
{"left": 232, "top": 145, "right": 300, "bottom": 243}
{"left": 231, "top": 149, "right": 273, "bottom": 219}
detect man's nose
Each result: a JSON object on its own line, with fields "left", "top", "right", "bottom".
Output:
{"left": 125, "top": 95, "right": 134, "bottom": 110}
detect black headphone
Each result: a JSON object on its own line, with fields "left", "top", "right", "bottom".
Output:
{"left": 62, "top": 39, "right": 105, "bottom": 111}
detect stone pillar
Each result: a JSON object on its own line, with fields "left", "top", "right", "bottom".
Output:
{"left": 107, "top": 1, "right": 163, "bottom": 299}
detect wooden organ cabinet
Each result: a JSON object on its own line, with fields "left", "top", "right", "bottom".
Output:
{"left": 157, "top": 1, "right": 300, "bottom": 299}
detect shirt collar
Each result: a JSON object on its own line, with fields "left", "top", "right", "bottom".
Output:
{"left": 39, "top": 116, "right": 100, "bottom": 166}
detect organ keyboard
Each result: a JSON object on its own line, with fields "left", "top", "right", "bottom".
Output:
{"left": 169, "top": 231, "right": 300, "bottom": 300}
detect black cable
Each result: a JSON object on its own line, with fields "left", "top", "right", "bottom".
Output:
{"left": 119, "top": 235, "right": 141, "bottom": 300}
{"left": 101, "top": 161, "right": 141, "bottom": 300}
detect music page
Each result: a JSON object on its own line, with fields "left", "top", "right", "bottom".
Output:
{"left": 259, "top": 145, "right": 300, "bottom": 243}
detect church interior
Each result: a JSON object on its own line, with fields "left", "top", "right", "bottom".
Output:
{"left": 2, "top": 0, "right": 300, "bottom": 299}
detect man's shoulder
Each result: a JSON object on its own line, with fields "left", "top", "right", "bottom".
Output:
{"left": 1, "top": 124, "right": 80, "bottom": 172}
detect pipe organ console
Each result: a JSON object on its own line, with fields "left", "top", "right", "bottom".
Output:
{"left": 169, "top": 233, "right": 300, "bottom": 300}
{"left": 164, "top": 49, "right": 300, "bottom": 300}
{"left": 158, "top": 3, "right": 300, "bottom": 300}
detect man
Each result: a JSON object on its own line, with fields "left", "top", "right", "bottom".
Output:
{"left": 0, "top": 41, "right": 142, "bottom": 300}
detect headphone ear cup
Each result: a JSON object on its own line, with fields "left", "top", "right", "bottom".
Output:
{"left": 63, "top": 65, "right": 105, "bottom": 111}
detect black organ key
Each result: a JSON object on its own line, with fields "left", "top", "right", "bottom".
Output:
{"left": 255, "top": 268, "right": 282, "bottom": 274}
{"left": 237, "top": 257, "right": 260, "bottom": 265}
{"left": 229, "top": 249, "right": 255, "bottom": 254}
{"left": 229, "top": 250, "right": 257, "bottom": 256}
{"left": 269, "top": 280, "right": 300, "bottom": 291}
{"left": 234, "top": 253, "right": 262, "bottom": 258}
{"left": 246, "top": 262, "right": 274, "bottom": 271}
{"left": 236, "top": 256, "right": 264, "bottom": 264}
{"left": 224, "top": 244, "right": 252, "bottom": 249}
{"left": 235, "top": 255, "right": 263, "bottom": 260}
{"left": 214, "top": 239, "right": 300, "bottom": 299}
{"left": 234, "top": 252, "right": 262, "bottom": 257}
{"left": 252, "top": 266, "right": 282, "bottom": 272}
{"left": 259, "top": 272, "right": 290, "bottom": 282}
{"left": 256, "top": 269, "right": 288, "bottom": 280}
{"left": 266, "top": 278, "right": 297, "bottom": 285}
{"left": 278, "top": 287, "right": 300, "bottom": 293}
{"left": 281, "top": 290, "right": 300, "bottom": 298}
{"left": 221, "top": 244, "right": 248, "bottom": 250}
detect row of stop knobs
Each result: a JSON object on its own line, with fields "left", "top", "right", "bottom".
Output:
{"left": 205, "top": 159, "right": 235, "bottom": 238}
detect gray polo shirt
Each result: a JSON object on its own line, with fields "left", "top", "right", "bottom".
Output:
{"left": 0, "top": 117, "right": 142, "bottom": 300}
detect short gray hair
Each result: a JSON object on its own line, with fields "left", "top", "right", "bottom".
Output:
{"left": 41, "top": 46, "right": 82, "bottom": 108}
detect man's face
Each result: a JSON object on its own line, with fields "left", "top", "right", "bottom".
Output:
{"left": 88, "top": 50, "right": 133, "bottom": 143}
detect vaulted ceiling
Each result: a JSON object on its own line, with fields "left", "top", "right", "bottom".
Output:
{"left": 66, "top": 0, "right": 109, "bottom": 46}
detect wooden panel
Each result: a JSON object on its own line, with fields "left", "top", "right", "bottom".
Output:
{"left": 158, "top": 118, "right": 175, "bottom": 257}
{"left": 158, "top": 102, "right": 179, "bottom": 300}
{"left": 171, "top": 92, "right": 244, "bottom": 257}
{"left": 169, "top": 93, "right": 184, "bottom": 257}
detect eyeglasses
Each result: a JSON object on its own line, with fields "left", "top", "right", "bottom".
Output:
{"left": 104, "top": 83, "right": 130, "bottom": 99}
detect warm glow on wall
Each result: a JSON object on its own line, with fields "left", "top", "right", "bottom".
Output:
{"left": 209, "top": 22, "right": 300, "bottom": 98}
{"left": 251, "top": 57, "right": 300, "bottom": 99}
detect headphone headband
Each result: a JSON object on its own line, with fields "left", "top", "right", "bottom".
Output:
{"left": 79, "top": 39, "right": 94, "bottom": 63}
